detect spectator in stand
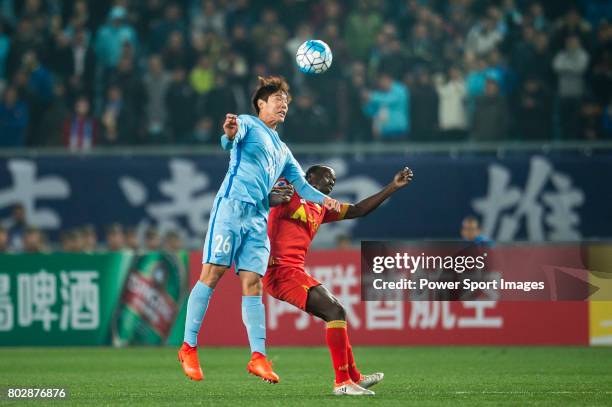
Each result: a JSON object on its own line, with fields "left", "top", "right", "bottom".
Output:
{"left": 165, "top": 67, "right": 196, "bottom": 143}
{"left": 552, "top": 8, "right": 592, "bottom": 53}
{"left": 339, "top": 61, "right": 371, "bottom": 142}
{"left": 6, "top": 203, "right": 26, "bottom": 252}
{"left": 23, "top": 225, "right": 45, "bottom": 253}
{"left": 144, "top": 54, "right": 171, "bottom": 143}
{"left": 199, "top": 74, "right": 238, "bottom": 133}
{"left": 516, "top": 76, "right": 552, "bottom": 140}
{"left": 125, "top": 226, "right": 140, "bottom": 252}
{"left": 461, "top": 216, "right": 494, "bottom": 247}
{"left": 553, "top": 35, "right": 590, "bottom": 139}
{"left": 435, "top": 66, "right": 468, "bottom": 141}
{"left": 251, "top": 8, "right": 288, "bottom": 58}
{"left": 363, "top": 71, "right": 410, "bottom": 140}
{"left": 471, "top": 78, "right": 509, "bottom": 141}
{"left": 144, "top": 226, "right": 161, "bottom": 252}
{"left": 40, "top": 82, "right": 69, "bottom": 146}
{"left": 344, "top": 0, "right": 382, "bottom": 60}
{"left": 101, "top": 84, "right": 138, "bottom": 145}
{"left": 94, "top": 6, "right": 138, "bottom": 69}
{"left": 82, "top": 224, "right": 98, "bottom": 253}
{"left": 603, "top": 100, "right": 612, "bottom": 138}
{"left": 410, "top": 67, "right": 438, "bottom": 141}
{"left": 63, "top": 95, "right": 97, "bottom": 150}
{"left": 284, "top": 90, "right": 330, "bottom": 143}
{"left": 193, "top": 116, "right": 215, "bottom": 144}
{"left": 590, "top": 23, "right": 612, "bottom": 105}
{"left": 163, "top": 230, "right": 183, "bottom": 252}
{"left": 0, "top": 21, "right": 9, "bottom": 90}
{"left": 579, "top": 98, "right": 604, "bottom": 140}
{"left": 189, "top": 54, "right": 215, "bottom": 95}
{"left": 191, "top": 0, "right": 226, "bottom": 37}
{"left": 161, "top": 30, "right": 192, "bottom": 72}
{"left": 466, "top": 15, "right": 504, "bottom": 56}
{"left": 336, "top": 234, "right": 352, "bottom": 250}
{"left": 20, "top": 49, "right": 52, "bottom": 146}
{"left": 0, "top": 225, "right": 9, "bottom": 253}
{"left": 0, "top": 85, "right": 29, "bottom": 147}
{"left": 105, "top": 223, "right": 125, "bottom": 252}
{"left": 150, "top": 2, "right": 187, "bottom": 53}
{"left": 61, "top": 228, "right": 83, "bottom": 252}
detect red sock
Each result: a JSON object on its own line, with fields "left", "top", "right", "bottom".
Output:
{"left": 346, "top": 344, "right": 362, "bottom": 383}
{"left": 325, "top": 320, "right": 350, "bottom": 384}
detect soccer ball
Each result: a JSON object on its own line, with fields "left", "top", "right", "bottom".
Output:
{"left": 295, "top": 40, "right": 333, "bottom": 74}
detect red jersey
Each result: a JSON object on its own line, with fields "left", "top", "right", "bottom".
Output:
{"left": 268, "top": 190, "right": 349, "bottom": 268}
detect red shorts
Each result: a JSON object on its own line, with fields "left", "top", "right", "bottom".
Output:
{"left": 263, "top": 264, "right": 321, "bottom": 310}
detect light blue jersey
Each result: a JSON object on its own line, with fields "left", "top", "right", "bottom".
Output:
{"left": 202, "top": 114, "right": 326, "bottom": 274}
{"left": 218, "top": 114, "right": 326, "bottom": 211}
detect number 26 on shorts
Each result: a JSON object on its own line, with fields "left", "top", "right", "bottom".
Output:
{"left": 213, "top": 235, "right": 232, "bottom": 254}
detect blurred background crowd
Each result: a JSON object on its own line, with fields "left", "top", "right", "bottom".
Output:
{"left": 0, "top": 203, "right": 187, "bottom": 253}
{"left": 0, "top": 0, "right": 610, "bottom": 148}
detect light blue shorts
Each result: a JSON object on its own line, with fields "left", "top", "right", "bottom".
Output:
{"left": 202, "top": 197, "right": 270, "bottom": 276}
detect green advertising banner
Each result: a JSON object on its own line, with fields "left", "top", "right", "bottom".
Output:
{"left": 0, "top": 252, "right": 188, "bottom": 346}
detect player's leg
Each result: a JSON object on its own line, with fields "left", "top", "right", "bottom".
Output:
{"left": 236, "top": 209, "right": 279, "bottom": 383}
{"left": 179, "top": 263, "right": 228, "bottom": 381}
{"left": 179, "top": 197, "right": 240, "bottom": 381}
{"left": 306, "top": 286, "right": 383, "bottom": 391}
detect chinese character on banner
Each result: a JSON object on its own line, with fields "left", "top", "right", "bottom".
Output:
{"left": 408, "top": 301, "right": 456, "bottom": 330}
{"left": 0, "top": 160, "right": 70, "bottom": 239}
{"left": 472, "top": 156, "right": 584, "bottom": 242}
{"left": 60, "top": 271, "right": 100, "bottom": 330}
{"left": 266, "top": 295, "right": 311, "bottom": 330}
{"left": 0, "top": 274, "right": 13, "bottom": 331}
{"left": 311, "top": 264, "right": 361, "bottom": 328}
{"left": 457, "top": 301, "right": 503, "bottom": 328}
{"left": 366, "top": 300, "right": 404, "bottom": 329}
{"left": 119, "top": 159, "right": 216, "bottom": 246}
{"left": 18, "top": 271, "right": 58, "bottom": 331}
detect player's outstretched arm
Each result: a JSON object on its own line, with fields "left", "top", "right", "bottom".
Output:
{"left": 282, "top": 151, "right": 341, "bottom": 211}
{"left": 344, "top": 167, "right": 413, "bottom": 219}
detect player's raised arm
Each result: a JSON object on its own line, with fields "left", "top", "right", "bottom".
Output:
{"left": 220, "top": 113, "right": 248, "bottom": 150}
{"left": 343, "top": 167, "right": 413, "bottom": 219}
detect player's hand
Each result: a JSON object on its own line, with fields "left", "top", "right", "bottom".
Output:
{"left": 392, "top": 167, "right": 413, "bottom": 188}
{"left": 323, "top": 197, "right": 341, "bottom": 212}
{"left": 271, "top": 183, "right": 294, "bottom": 203}
{"left": 223, "top": 113, "right": 238, "bottom": 140}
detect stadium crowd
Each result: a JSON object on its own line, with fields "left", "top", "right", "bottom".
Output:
{"left": 0, "top": 0, "right": 610, "bottom": 148}
{"left": 0, "top": 203, "right": 186, "bottom": 253}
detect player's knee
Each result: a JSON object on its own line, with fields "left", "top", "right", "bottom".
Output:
{"left": 199, "top": 264, "right": 226, "bottom": 288}
{"left": 327, "top": 302, "right": 346, "bottom": 321}
{"left": 239, "top": 271, "right": 263, "bottom": 296}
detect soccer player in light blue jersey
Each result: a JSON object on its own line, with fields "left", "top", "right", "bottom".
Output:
{"left": 178, "top": 76, "right": 341, "bottom": 383}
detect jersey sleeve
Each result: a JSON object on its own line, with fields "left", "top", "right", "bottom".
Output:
{"left": 322, "top": 203, "right": 350, "bottom": 223}
{"left": 219, "top": 115, "right": 250, "bottom": 150}
{"left": 281, "top": 150, "right": 327, "bottom": 204}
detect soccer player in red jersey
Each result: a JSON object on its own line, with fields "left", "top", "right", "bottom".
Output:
{"left": 265, "top": 165, "right": 413, "bottom": 395}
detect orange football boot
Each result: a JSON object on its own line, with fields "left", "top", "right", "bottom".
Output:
{"left": 247, "top": 352, "right": 280, "bottom": 383}
{"left": 178, "top": 342, "right": 203, "bottom": 381}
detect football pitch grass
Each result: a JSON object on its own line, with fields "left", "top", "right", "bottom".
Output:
{"left": 1, "top": 347, "right": 611, "bottom": 406}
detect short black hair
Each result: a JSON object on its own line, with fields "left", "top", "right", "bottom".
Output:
{"left": 306, "top": 165, "right": 327, "bottom": 179}
{"left": 252, "top": 76, "right": 291, "bottom": 114}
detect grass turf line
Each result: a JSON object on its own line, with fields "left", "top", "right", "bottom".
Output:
{"left": 0, "top": 346, "right": 611, "bottom": 406}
